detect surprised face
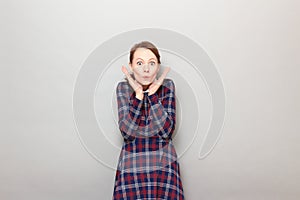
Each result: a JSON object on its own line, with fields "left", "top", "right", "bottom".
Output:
{"left": 129, "top": 48, "right": 160, "bottom": 89}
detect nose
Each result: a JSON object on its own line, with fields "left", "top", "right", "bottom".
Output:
{"left": 143, "top": 64, "right": 149, "bottom": 72}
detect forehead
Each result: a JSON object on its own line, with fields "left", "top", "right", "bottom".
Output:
{"left": 133, "top": 48, "right": 157, "bottom": 60}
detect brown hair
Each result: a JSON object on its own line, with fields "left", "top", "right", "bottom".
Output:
{"left": 129, "top": 41, "right": 161, "bottom": 64}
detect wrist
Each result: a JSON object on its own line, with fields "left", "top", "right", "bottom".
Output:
{"left": 148, "top": 89, "right": 155, "bottom": 96}
{"left": 135, "top": 92, "right": 144, "bottom": 100}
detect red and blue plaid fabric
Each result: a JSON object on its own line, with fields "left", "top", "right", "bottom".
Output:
{"left": 113, "top": 79, "right": 185, "bottom": 200}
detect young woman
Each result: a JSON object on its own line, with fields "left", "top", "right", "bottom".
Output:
{"left": 113, "top": 41, "right": 184, "bottom": 200}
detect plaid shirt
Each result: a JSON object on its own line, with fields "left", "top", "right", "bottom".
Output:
{"left": 113, "top": 79, "right": 184, "bottom": 200}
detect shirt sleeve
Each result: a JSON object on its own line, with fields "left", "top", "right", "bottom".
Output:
{"left": 147, "top": 79, "right": 176, "bottom": 140}
{"left": 116, "top": 81, "right": 143, "bottom": 140}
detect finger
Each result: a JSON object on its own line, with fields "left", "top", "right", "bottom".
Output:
{"left": 162, "top": 67, "right": 170, "bottom": 77}
{"left": 157, "top": 67, "right": 170, "bottom": 83}
{"left": 121, "top": 66, "right": 129, "bottom": 75}
{"left": 122, "top": 66, "right": 134, "bottom": 82}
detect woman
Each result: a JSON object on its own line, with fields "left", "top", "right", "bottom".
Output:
{"left": 113, "top": 41, "right": 184, "bottom": 199}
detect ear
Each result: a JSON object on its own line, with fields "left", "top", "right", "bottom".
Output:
{"left": 129, "top": 62, "right": 133, "bottom": 72}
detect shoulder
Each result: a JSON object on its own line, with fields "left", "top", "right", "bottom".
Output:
{"left": 116, "top": 80, "right": 133, "bottom": 94}
{"left": 159, "top": 78, "right": 175, "bottom": 97}
{"left": 162, "top": 78, "right": 175, "bottom": 90}
{"left": 116, "top": 80, "right": 130, "bottom": 90}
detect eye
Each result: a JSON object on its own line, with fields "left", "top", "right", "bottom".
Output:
{"left": 149, "top": 61, "right": 156, "bottom": 66}
{"left": 137, "top": 61, "right": 143, "bottom": 66}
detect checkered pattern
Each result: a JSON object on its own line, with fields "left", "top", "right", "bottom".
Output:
{"left": 113, "top": 79, "right": 184, "bottom": 200}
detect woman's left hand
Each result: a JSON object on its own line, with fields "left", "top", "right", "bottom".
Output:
{"left": 148, "top": 67, "right": 170, "bottom": 96}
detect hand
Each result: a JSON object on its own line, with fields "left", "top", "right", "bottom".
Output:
{"left": 148, "top": 67, "right": 170, "bottom": 96}
{"left": 121, "top": 66, "right": 144, "bottom": 100}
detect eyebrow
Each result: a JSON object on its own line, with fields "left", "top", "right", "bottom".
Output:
{"left": 135, "top": 58, "right": 157, "bottom": 61}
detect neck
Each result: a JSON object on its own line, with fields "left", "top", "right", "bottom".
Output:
{"left": 142, "top": 85, "right": 149, "bottom": 91}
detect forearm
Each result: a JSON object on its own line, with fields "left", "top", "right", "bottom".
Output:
{"left": 118, "top": 94, "right": 143, "bottom": 138}
{"left": 147, "top": 93, "right": 176, "bottom": 139}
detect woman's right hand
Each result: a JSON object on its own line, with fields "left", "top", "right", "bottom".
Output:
{"left": 121, "top": 66, "right": 144, "bottom": 100}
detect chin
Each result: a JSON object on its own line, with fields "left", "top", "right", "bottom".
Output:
{"left": 137, "top": 79, "right": 152, "bottom": 86}
{"left": 142, "top": 81, "right": 150, "bottom": 85}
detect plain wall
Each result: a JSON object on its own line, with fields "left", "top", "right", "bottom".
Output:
{"left": 1, "top": 0, "right": 299, "bottom": 199}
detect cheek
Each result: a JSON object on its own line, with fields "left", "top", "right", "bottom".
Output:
{"left": 132, "top": 68, "right": 141, "bottom": 75}
{"left": 149, "top": 73, "right": 158, "bottom": 82}
{"left": 151, "top": 67, "right": 159, "bottom": 77}
{"left": 132, "top": 69, "right": 143, "bottom": 80}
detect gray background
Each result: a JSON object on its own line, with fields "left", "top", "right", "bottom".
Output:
{"left": 1, "top": 0, "right": 299, "bottom": 199}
